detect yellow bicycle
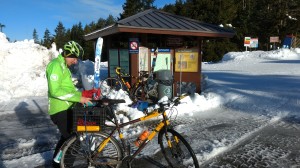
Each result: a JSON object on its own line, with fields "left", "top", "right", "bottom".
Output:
{"left": 57, "top": 94, "right": 199, "bottom": 168}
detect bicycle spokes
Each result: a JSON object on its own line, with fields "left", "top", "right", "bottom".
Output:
{"left": 160, "top": 129, "right": 198, "bottom": 168}
{"left": 168, "top": 136, "right": 184, "bottom": 161}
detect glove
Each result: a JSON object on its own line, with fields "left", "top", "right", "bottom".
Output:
{"left": 82, "top": 88, "right": 101, "bottom": 99}
{"left": 82, "top": 89, "right": 95, "bottom": 98}
{"left": 93, "top": 88, "right": 101, "bottom": 100}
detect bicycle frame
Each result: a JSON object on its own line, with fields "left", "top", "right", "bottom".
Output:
{"left": 115, "top": 67, "right": 147, "bottom": 100}
{"left": 94, "top": 107, "right": 171, "bottom": 163}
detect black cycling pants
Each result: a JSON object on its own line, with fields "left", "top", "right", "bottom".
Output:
{"left": 50, "top": 108, "right": 73, "bottom": 167}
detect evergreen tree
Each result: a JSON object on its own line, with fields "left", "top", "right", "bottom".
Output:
{"left": 70, "top": 22, "right": 84, "bottom": 44}
{"left": 119, "top": 0, "right": 155, "bottom": 20}
{"left": 82, "top": 24, "right": 95, "bottom": 60}
{"left": 42, "top": 28, "right": 53, "bottom": 48}
{"left": 84, "top": 22, "right": 97, "bottom": 34}
{"left": 141, "top": 0, "right": 156, "bottom": 10}
{"left": 96, "top": 18, "right": 107, "bottom": 29}
{"left": 33, "top": 28, "right": 39, "bottom": 44}
{"left": 105, "top": 15, "right": 116, "bottom": 26}
{"left": 119, "top": 0, "right": 140, "bottom": 19}
{"left": 162, "top": 0, "right": 186, "bottom": 16}
{"left": 54, "top": 21, "right": 67, "bottom": 50}
{"left": 161, "top": 3, "right": 177, "bottom": 13}
{"left": 232, "top": 0, "right": 300, "bottom": 50}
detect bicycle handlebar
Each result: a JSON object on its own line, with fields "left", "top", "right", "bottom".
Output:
{"left": 115, "top": 67, "right": 131, "bottom": 77}
{"left": 115, "top": 67, "right": 121, "bottom": 75}
{"left": 156, "top": 93, "right": 189, "bottom": 112}
{"left": 172, "top": 93, "right": 189, "bottom": 106}
{"left": 115, "top": 66, "right": 149, "bottom": 80}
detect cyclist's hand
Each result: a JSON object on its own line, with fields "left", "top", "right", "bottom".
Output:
{"left": 80, "top": 96, "right": 92, "bottom": 106}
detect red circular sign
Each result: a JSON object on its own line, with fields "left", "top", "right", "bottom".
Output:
{"left": 130, "top": 41, "right": 138, "bottom": 50}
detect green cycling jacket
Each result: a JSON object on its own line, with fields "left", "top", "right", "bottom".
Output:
{"left": 46, "top": 54, "right": 81, "bottom": 115}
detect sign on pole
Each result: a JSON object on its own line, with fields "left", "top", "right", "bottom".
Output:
{"left": 270, "top": 36, "right": 279, "bottom": 50}
{"left": 250, "top": 38, "right": 258, "bottom": 48}
{"left": 244, "top": 37, "right": 251, "bottom": 51}
{"left": 270, "top": 36, "right": 279, "bottom": 43}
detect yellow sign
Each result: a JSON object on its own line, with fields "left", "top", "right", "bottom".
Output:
{"left": 175, "top": 49, "right": 198, "bottom": 72}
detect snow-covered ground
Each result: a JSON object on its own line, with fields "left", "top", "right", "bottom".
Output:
{"left": 1, "top": 32, "right": 300, "bottom": 167}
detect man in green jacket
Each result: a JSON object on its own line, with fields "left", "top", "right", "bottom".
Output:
{"left": 46, "top": 41, "right": 92, "bottom": 167}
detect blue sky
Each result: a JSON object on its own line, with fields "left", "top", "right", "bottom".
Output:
{"left": 0, "top": 0, "right": 175, "bottom": 41}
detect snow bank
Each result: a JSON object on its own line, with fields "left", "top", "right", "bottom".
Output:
{"left": 223, "top": 48, "right": 300, "bottom": 62}
{"left": 0, "top": 32, "right": 105, "bottom": 103}
{"left": 260, "top": 48, "right": 300, "bottom": 59}
{"left": 0, "top": 32, "right": 58, "bottom": 102}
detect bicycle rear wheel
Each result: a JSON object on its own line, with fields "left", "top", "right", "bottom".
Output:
{"left": 100, "top": 78, "right": 123, "bottom": 97}
{"left": 158, "top": 128, "right": 199, "bottom": 168}
{"left": 133, "top": 85, "right": 148, "bottom": 101}
{"left": 60, "top": 132, "right": 123, "bottom": 168}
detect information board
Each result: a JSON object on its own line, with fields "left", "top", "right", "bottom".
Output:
{"left": 150, "top": 49, "right": 171, "bottom": 72}
{"left": 175, "top": 49, "right": 198, "bottom": 72}
{"left": 139, "top": 47, "right": 149, "bottom": 71}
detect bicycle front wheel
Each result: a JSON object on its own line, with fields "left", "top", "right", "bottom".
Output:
{"left": 100, "top": 78, "right": 123, "bottom": 97}
{"left": 158, "top": 128, "right": 199, "bottom": 168}
{"left": 60, "top": 132, "right": 123, "bottom": 168}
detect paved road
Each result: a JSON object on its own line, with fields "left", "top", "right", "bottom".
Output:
{"left": 200, "top": 117, "right": 300, "bottom": 168}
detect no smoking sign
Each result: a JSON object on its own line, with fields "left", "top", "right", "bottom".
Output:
{"left": 130, "top": 41, "right": 138, "bottom": 50}
{"left": 129, "top": 38, "right": 139, "bottom": 53}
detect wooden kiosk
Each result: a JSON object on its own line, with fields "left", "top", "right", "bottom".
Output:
{"left": 84, "top": 9, "right": 235, "bottom": 96}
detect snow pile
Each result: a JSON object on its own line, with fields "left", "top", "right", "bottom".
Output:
{"left": 223, "top": 48, "right": 300, "bottom": 62}
{"left": 0, "top": 32, "right": 58, "bottom": 102}
{"left": 0, "top": 32, "right": 9, "bottom": 44}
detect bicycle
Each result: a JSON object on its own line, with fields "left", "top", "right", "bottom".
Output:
{"left": 100, "top": 67, "right": 158, "bottom": 103}
{"left": 57, "top": 94, "right": 199, "bottom": 168}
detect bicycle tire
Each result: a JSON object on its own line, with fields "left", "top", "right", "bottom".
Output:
{"left": 158, "top": 128, "right": 199, "bottom": 168}
{"left": 134, "top": 83, "right": 158, "bottom": 102}
{"left": 60, "top": 132, "right": 123, "bottom": 168}
{"left": 133, "top": 85, "right": 148, "bottom": 101}
{"left": 100, "top": 78, "right": 123, "bottom": 97}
